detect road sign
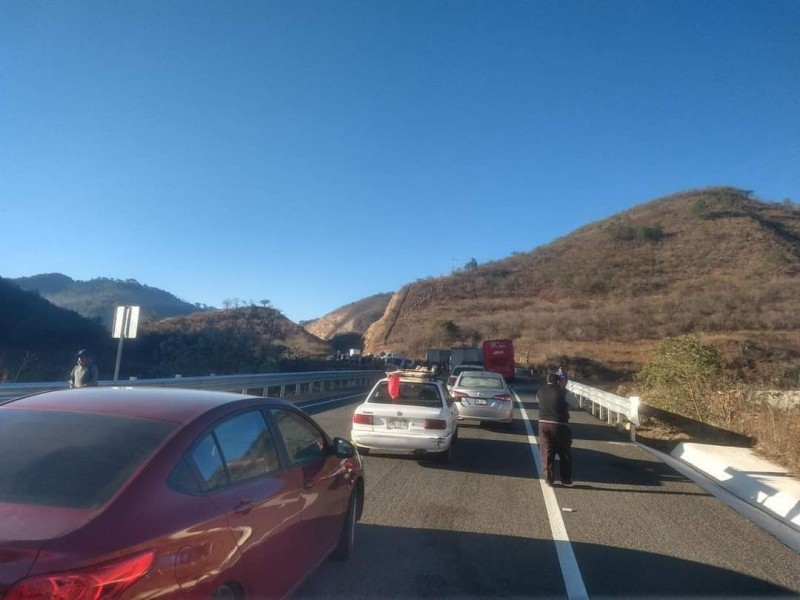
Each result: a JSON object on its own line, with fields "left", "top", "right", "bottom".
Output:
{"left": 113, "top": 306, "right": 140, "bottom": 381}
{"left": 113, "top": 306, "right": 140, "bottom": 339}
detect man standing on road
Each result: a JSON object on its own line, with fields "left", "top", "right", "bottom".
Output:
{"left": 69, "top": 349, "right": 99, "bottom": 388}
{"left": 537, "top": 373, "right": 573, "bottom": 486}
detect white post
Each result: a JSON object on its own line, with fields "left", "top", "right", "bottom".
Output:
{"left": 113, "top": 334, "right": 125, "bottom": 382}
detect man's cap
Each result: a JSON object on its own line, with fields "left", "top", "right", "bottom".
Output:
{"left": 76, "top": 349, "right": 89, "bottom": 357}
{"left": 548, "top": 373, "right": 561, "bottom": 384}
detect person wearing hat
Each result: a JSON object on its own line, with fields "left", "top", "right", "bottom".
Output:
{"left": 69, "top": 349, "right": 99, "bottom": 388}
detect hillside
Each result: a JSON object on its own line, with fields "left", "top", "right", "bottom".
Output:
{"left": 363, "top": 187, "right": 800, "bottom": 383}
{"left": 148, "top": 306, "right": 329, "bottom": 357}
{"left": 304, "top": 293, "right": 394, "bottom": 340}
{"left": 0, "top": 277, "right": 114, "bottom": 382}
{"left": 0, "top": 277, "right": 332, "bottom": 380}
{"left": 119, "top": 306, "right": 333, "bottom": 378}
{"left": 13, "top": 273, "right": 205, "bottom": 327}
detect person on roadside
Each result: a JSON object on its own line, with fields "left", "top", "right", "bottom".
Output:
{"left": 537, "top": 372, "right": 573, "bottom": 486}
{"left": 69, "top": 349, "right": 99, "bottom": 388}
{"left": 556, "top": 364, "right": 568, "bottom": 388}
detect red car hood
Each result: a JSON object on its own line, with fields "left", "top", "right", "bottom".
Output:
{"left": 0, "top": 501, "right": 97, "bottom": 590}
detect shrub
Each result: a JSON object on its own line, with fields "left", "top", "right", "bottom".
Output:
{"left": 690, "top": 199, "right": 711, "bottom": 219}
{"left": 636, "top": 336, "right": 724, "bottom": 422}
{"left": 604, "top": 217, "right": 664, "bottom": 243}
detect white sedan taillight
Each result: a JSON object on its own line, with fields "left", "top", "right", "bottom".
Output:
{"left": 353, "top": 413, "right": 373, "bottom": 425}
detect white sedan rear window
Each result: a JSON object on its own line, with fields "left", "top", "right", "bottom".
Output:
{"left": 459, "top": 375, "right": 503, "bottom": 388}
{"left": 368, "top": 381, "right": 443, "bottom": 407}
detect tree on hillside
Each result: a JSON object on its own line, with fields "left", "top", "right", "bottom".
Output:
{"left": 429, "top": 319, "right": 462, "bottom": 346}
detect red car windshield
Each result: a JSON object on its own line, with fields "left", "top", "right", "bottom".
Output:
{"left": 0, "top": 409, "right": 176, "bottom": 509}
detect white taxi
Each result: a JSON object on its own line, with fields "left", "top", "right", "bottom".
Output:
{"left": 351, "top": 370, "right": 457, "bottom": 462}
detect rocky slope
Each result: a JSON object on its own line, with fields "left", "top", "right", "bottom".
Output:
{"left": 304, "top": 293, "right": 393, "bottom": 340}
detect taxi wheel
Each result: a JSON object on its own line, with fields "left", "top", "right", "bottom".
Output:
{"left": 332, "top": 491, "right": 358, "bottom": 560}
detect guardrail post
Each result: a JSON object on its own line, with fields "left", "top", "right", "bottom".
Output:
{"left": 279, "top": 385, "right": 286, "bottom": 398}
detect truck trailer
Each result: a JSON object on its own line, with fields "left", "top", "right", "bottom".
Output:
{"left": 450, "top": 346, "right": 483, "bottom": 368}
{"left": 425, "top": 348, "right": 451, "bottom": 365}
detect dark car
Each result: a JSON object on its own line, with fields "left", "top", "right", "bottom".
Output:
{"left": 0, "top": 387, "right": 364, "bottom": 599}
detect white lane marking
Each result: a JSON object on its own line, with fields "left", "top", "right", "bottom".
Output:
{"left": 515, "top": 390, "right": 589, "bottom": 600}
{"left": 302, "top": 393, "right": 364, "bottom": 409}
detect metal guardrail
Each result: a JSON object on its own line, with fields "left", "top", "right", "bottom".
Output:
{"left": 566, "top": 380, "right": 640, "bottom": 440}
{"left": 0, "top": 371, "right": 385, "bottom": 402}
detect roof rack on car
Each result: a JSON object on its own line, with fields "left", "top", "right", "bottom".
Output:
{"left": 386, "top": 369, "right": 437, "bottom": 381}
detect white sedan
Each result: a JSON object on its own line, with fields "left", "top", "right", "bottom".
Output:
{"left": 351, "top": 371, "right": 458, "bottom": 462}
{"left": 451, "top": 370, "right": 514, "bottom": 429}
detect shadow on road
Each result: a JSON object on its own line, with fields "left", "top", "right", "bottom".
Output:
{"left": 296, "top": 523, "right": 798, "bottom": 598}
{"left": 406, "top": 432, "right": 700, "bottom": 493}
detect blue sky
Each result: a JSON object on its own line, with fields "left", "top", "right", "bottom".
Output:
{"left": 2, "top": 1, "right": 798, "bottom": 323}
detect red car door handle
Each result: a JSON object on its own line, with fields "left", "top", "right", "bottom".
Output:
{"left": 233, "top": 499, "right": 255, "bottom": 515}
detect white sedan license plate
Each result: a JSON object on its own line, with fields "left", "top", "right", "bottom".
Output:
{"left": 388, "top": 418, "right": 409, "bottom": 430}
{"left": 474, "top": 398, "right": 487, "bottom": 405}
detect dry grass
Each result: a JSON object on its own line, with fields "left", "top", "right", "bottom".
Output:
{"left": 737, "top": 402, "right": 800, "bottom": 476}
{"left": 364, "top": 188, "right": 800, "bottom": 383}
{"left": 634, "top": 390, "right": 800, "bottom": 477}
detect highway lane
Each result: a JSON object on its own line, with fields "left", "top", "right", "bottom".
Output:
{"left": 298, "top": 383, "right": 800, "bottom": 598}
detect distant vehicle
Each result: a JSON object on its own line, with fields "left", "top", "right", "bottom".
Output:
{"left": 384, "top": 356, "right": 415, "bottom": 370}
{"left": 425, "top": 348, "right": 451, "bottom": 365}
{"left": 0, "top": 387, "right": 364, "bottom": 600}
{"left": 451, "top": 370, "right": 514, "bottom": 429}
{"left": 482, "top": 339, "right": 515, "bottom": 382}
{"left": 351, "top": 370, "right": 458, "bottom": 462}
{"left": 446, "top": 364, "right": 485, "bottom": 391}
{"left": 450, "top": 346, "right": 483, "bottom": 368}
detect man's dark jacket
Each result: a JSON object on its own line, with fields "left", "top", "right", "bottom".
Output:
{"left": 537, "top": 383, "right": 569, "bottom": 424}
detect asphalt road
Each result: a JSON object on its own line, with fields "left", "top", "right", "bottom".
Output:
{"left": 296, "top": 383, "right": 800, "bottom": 598}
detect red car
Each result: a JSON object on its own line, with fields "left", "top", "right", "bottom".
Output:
{"left": 0, "top": 387, "right": 364, "bottom": 599}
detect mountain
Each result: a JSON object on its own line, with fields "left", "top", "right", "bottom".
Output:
{"left": 0, "top": 277, "right": 331, "bottom": 381}
{"left": 12, "top": 274, "right": 206, "bottom": 327}
{"left": 363, "top": 187, "right": 800, "bottom": 383}
{"left": 304, "top": 293, "right": 394, "bottom": 340}
{"left": 0, "top": 277, "right": 114, "bottom": 382}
